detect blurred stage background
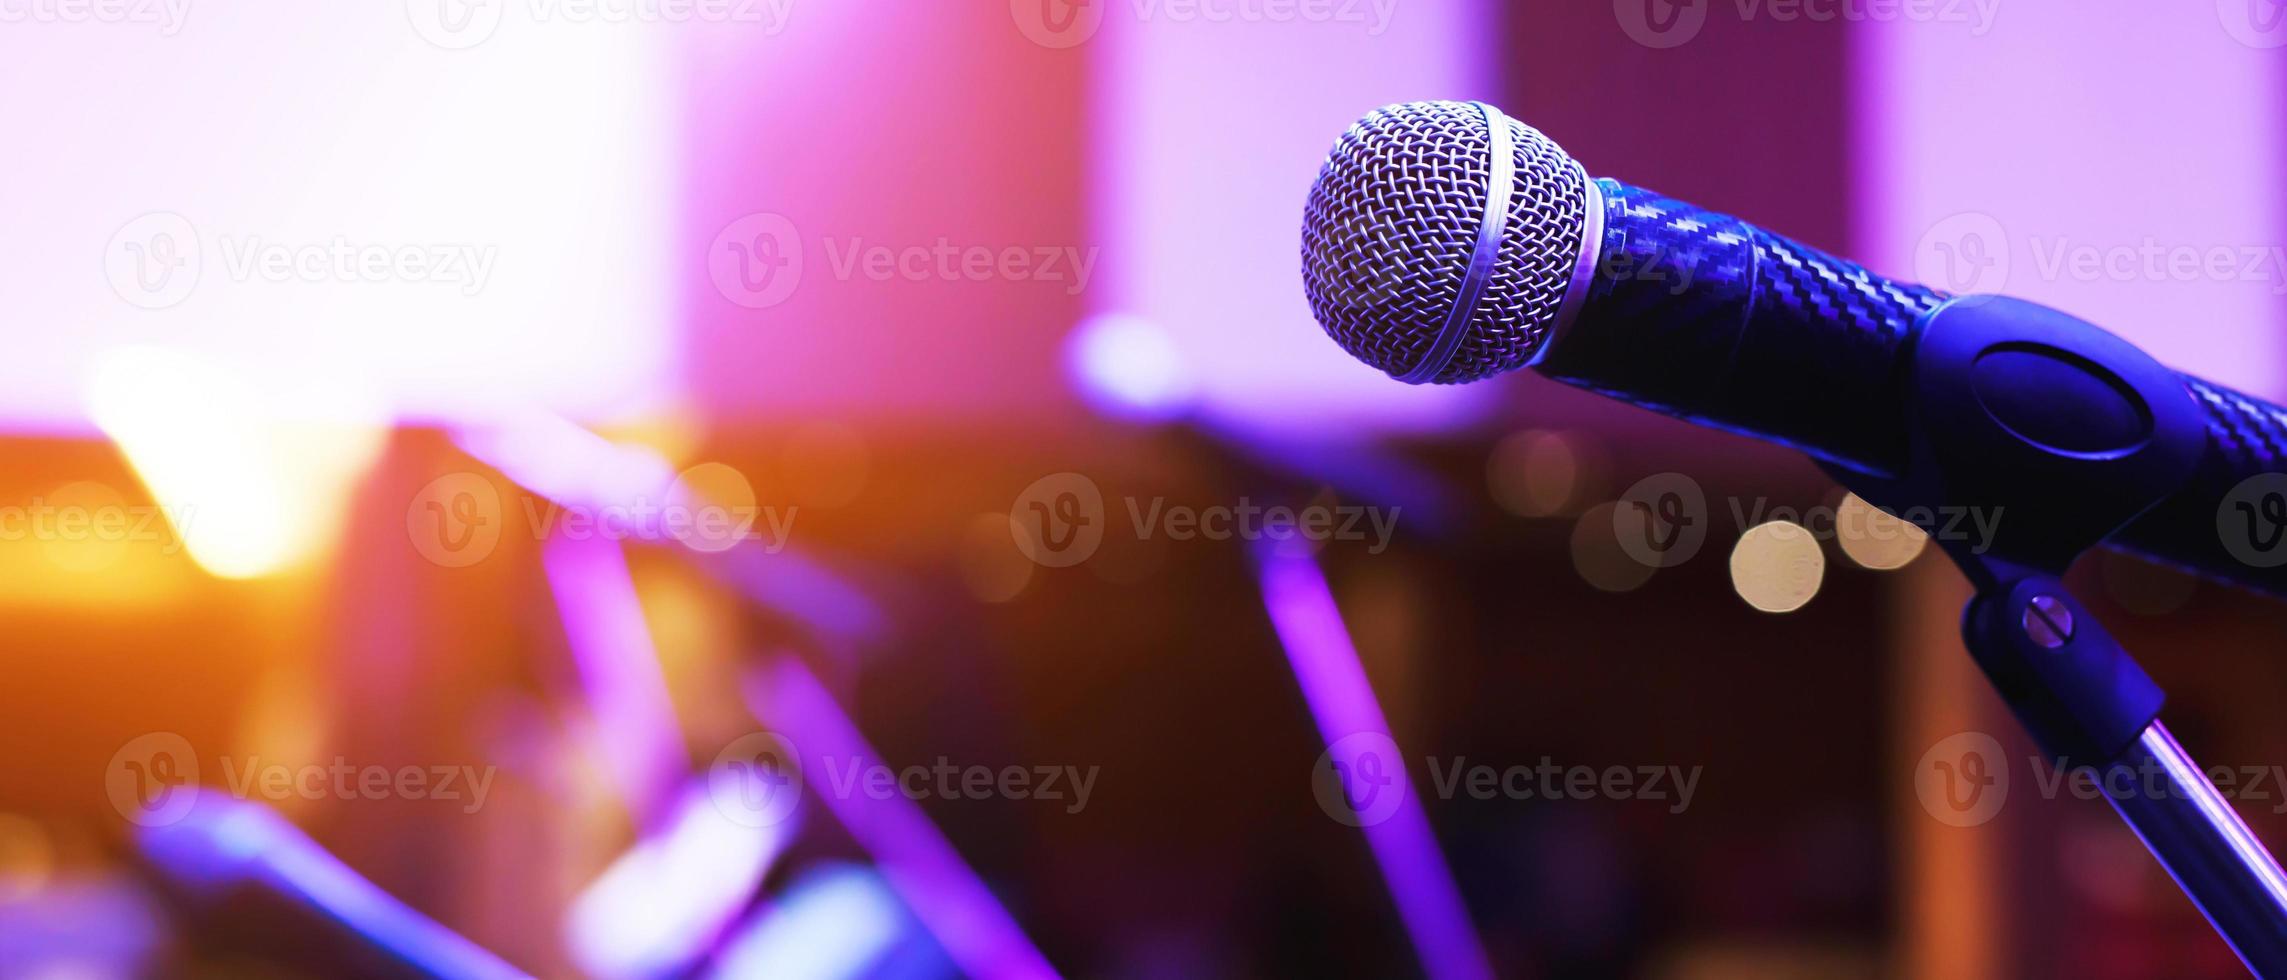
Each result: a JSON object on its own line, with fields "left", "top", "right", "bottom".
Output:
{"left": 1, "top": 2, "right": 2284, "bottom": 977}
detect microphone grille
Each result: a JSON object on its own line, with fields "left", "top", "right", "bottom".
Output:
{"left": 1301, "top": 101, "right": 1593, "bottom": 384}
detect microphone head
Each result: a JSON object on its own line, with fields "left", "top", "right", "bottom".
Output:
{"left": 1300, "top": 101, "right": 1598, "bottom": 384}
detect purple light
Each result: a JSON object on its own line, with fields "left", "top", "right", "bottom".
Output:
{"left": 542, "top": 533, "right": 687, "bottom": 827}
{"left": 0, "top": 874, "right": 165, "bottom": 977}
{"left": 741, "top": 657, "right": 1060, "bottom": 980}
{"left": 455, "top": 410, "right": 889, "bottom": 648}
{"left": 1065, "top": 312, "right": 1196, "bottom": 422}
{"left": 452, "top": 414, "right": 683, "bottom": 543}
{"left": 704, "top": 864, "right": 913, "bottom": 980}
{"left": 138, "top": 791, "right": 529, "bottom": 980}
{"left": 1251, "top": 540, "right": 1494, "bottom": 980}
{"left": 693, "top": 545, "right": 890, "bottom": 649}
{"left": 566, "top": 781, "right": 797, "bottom": 980}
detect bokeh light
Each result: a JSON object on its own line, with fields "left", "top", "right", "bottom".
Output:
{"left": 1572, "top": 501, "right": 1657, "bottom": 593}
{"left": 1067, "top": 313, "right": 1196, "bottom": 422}
{"left": 1486, "top": 429, "right": 1581, "bottom": 518}
{"left": 1730, "top": 521, "right": 1825, "bottom": 613}
{"left": 1835, "top": 492, "right": 1928, "bottom": 570}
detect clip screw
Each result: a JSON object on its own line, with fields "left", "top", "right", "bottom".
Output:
{"left": 2023, "top": 595, "right": 2075, "bottom": 649}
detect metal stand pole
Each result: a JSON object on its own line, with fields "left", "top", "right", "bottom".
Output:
{"left": 2105, "top": 722, "right": 2287, "bottom": 968}
{"left": 1957, "top": 573, "right": 2287, "bottom": 975}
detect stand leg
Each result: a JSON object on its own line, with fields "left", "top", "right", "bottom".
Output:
{"left": 2102, "top": 721, "right": 2287, "bottom": 972}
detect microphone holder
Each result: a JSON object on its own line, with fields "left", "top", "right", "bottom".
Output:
{"left": 1831, "top": 295, "right": 2287, "bottom": 974}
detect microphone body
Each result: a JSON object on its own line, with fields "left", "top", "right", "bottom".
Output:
{"left": 1533, "top": 178, "right": 2287, "bottom": 595}
{"left": 1295, "top": 101, "right": 2287, "bottom": 596}
{"left": 1538, "top": 178, "right": 1939, "bottom": 477}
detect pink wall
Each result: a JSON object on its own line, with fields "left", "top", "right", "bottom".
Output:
{"left": 1856, "top": 4, "right": 2286, "bottom": 398}
{"left": 678, "top": 5, "right": 1092, "bottom": 425}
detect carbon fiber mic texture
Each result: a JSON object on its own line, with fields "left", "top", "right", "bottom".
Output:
{"left": 1537, "top": 179, "right": 1945, "bottom": 474}
{"left": 2186, "top": 376, "right": 2287, "bottom": 472}
{"left": 2113, "top": 376, "right": 2287, "bottom": 595}
{"left": 1300, "top": 101, "right": 1591, "bottom": 383}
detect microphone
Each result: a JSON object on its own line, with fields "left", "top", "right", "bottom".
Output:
{"left": 1299, "top": 100, "right": 2287, "bottom": 596}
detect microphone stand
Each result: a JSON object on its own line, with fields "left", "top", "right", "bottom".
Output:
{"left": 1834, "top": 296, "right": 2287, "bottom": 974}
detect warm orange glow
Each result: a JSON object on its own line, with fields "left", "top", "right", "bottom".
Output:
{"left": 86, "top": 347, "right": 385, "bottom": 580}
{"left": 965, "top": 512, "right": 1035, "bottom": 603}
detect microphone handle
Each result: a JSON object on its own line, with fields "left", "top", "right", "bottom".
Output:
{"left": 1535, "top": 179, "right": 2287, "bottom": 597}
